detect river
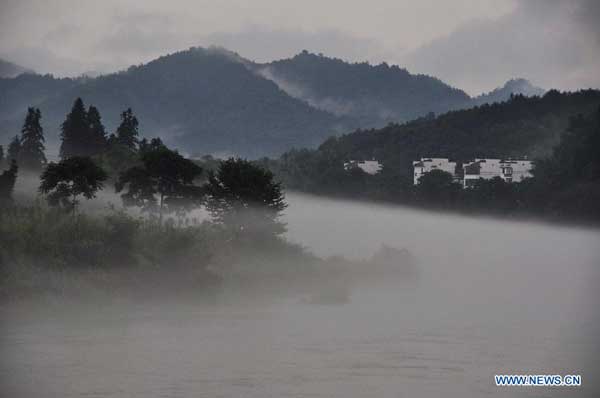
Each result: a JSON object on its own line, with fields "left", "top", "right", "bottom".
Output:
{"left": 1, "top": 193, "right": 599, "bottom": 397}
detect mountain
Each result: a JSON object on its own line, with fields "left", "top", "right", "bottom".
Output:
{"left": 0, "top": 48, "right": 346, "bottom": 158}
{"left": 254, "top": 51, "right": 472, "bottom": 128}
{"left": 0, "top": 48, "right": 549, "bottom": 158}
{"left": 268, "top": 90, "right": 600, "bottom": 195}
{"left": 472, "top": 78, "right": 545, "bottom": 106}
{"left": 0, "top": 59, "right": 34, "bottom": 78}
{"left": 0, "top": 74, "right": 79, "bottom": 122}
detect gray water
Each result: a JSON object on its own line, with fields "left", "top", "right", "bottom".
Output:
{"left": 2, "top": 193, "right": 599, "bottom": 397}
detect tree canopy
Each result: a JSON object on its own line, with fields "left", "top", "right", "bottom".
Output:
{"left": 115, "top": 139, "right": 203, "bottom": 222}
{"left": 113, "top": 108, "right": 139, "bottom": 151}
{"left": 39, "top": 156, "right": 107, "bottom": 212}
{"left": 18, "top": 107, "right": 46, "bottom": 171}
{"left": 205, "top": 158, "right": 287, "bottom": 238}
{"left": 60, "top": 98, "right": 107, "bottom": 158}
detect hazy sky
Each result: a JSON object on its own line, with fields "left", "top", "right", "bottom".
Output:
{"left": 0, "top": 0, "right": 598, "bottom": 94}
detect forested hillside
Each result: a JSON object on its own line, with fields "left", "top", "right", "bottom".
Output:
{"left": 266, "top": 90, "right": 600, "bottom": 195}
{"left": 256, "top": 51, "right": 472, "bottom": 128}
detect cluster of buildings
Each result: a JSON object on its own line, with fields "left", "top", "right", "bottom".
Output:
{"left": 343, "top": 157, "right": 534, "bottom": 188}
{"left": 413, "top": 157, "right": 534, "bottom": 188}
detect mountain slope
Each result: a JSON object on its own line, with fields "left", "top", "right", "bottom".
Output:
{"left": 0, "top": 48, "right": 551, "bottom": 159}
{"left": 0, "top": 48, "right": 347, "bottom": 157}
{"left": 255, "top": 51, "right": 472, "bottom": 128}
{"left": 0, "top": 74, "right": 79, "bottom": 122}
{"left": 0, "top": 59, "right": 33, "bottom": 78}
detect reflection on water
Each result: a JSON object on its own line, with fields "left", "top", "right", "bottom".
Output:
{"left": 1, "top": 193, "right": 599, "bottom": 397}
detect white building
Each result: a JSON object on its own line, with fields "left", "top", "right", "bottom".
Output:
{"left": 412, "top": 158, "right": 457, "bottom": 185}
{"left": 344, "top": 160, "right": 382, "bottom": 175}
{"left": 463, "top": 158, "right": 533, "bottom": 188}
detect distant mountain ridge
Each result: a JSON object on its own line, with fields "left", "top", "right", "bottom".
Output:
{"left": 0, "top": 47, "right": 547, "bottom": 158}
{"left": 472, "top": 78, "right": 545, "bottom": 106}
{"left": 1, "top": 47, "right": 346, "bottom": 157}
{"left": 254, "top": 51, "right": 472, "bottom": 128}
{"left": 0, "top": 58, "right": 34, "bottom": 78}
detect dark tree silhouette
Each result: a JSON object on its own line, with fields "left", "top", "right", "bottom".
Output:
{"left": 87, "top": 105, "right": 108, "bottom": 156}
{"left": 18, "top": 107, "right": 46, "bottom": 171}
{"left": 115, "top": 139, "right": 203, "bottom": 223}
{"left": 60, "top": 99, "right": 108, "bottom": 158}
{"left": 39, "top": 157, "right": 107, "bottom": 213}
{"left": 60, "top": 98, "right": 90, "bottom": 158}
{"left": 115, "top": 108, "right": 139, "bottom": 151}
{"left": 205, "top": 158, "right": 287, "bottom": 238}
{"left": 415, "top": 169, "right": 462, "bottom": 207}
{"left": 7, "top": 135, "right": 21, "bottom": 163}
{"left": 0, "top": 145, "right": 4, "bottom": 166}
{"left": 0, "top": 159, "right": 18, "bottom": 204}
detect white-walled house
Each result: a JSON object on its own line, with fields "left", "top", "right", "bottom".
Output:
{"left": 412, "top": 158, "right": 457, "bottom": 185}
{"left": 344, "top": 160, "right": 383, "bottom": 175}
{"left": 462, "top": 158, "right": 533, "bottom": 188}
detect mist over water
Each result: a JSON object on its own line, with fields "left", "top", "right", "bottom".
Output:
{"left": 1, "top": 192, "right": 599, "bottom": 397}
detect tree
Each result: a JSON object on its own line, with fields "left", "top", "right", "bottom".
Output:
{"left": 60, "top": 98, "right": 89, "bottom": 158}
{"left": 205, "top": 158, "right": 287, "bottom": 238}
{"left": 115, "top": 108, "right": 139, "bottom": 151}
{"left": 415, "top": 169, "right": 462, "bottom": 207}
{"left": 87, "top": 105, "right": 108, "bottom": 156}
{"left": 0, "top": 160, "right": 18, "bottom": 204}
{"left": 18, "top": 107, "right": 46, "bottom": 171}
{"left": 115, "top": 139, "right": 203, "bottom": 223}
{"left": 39, "top": 157, "right": 107, "bottom": 213}
{"left": 0, "top": 145, "right": 4, "bottom": 166}
{"left": 7, "top": 135, "right": 21, "bottom": 163}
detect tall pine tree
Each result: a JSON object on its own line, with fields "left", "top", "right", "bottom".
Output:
{"left": 87, "top": 105, "right": 108, "bottom": 156}
{"left": 115, "top": 108, "right": 139, "bottom": 151}
{"left": 7, "top": 135, "right": 21, "bottom": 163}
{"left": 60, "top": 98, "right": 89, "bottom": 159}
{"left": 19, "top": 107, "right": 46, "bottom": 171}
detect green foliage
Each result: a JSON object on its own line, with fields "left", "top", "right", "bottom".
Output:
{"left": 205, "top": 158, "right": 287, "bottom": 238}
{"left": 0, "top": 145, "right": 4, "bottom": 166}
{"left": 18, "top": 107, "right": 46, "bottom": 171}
{"left": 115, "top": 139, "right": 204, "bottom": 221}
{"left": 39, "top": 157, "right": 107, "bottom": 212}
